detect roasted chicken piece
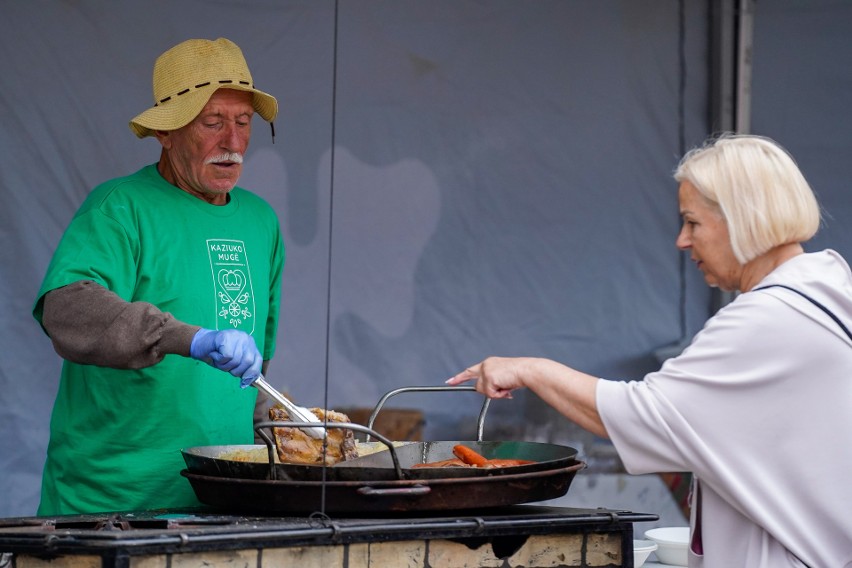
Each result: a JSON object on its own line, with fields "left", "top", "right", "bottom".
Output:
{"left": 269, "top": 406, "right": 358, "bottom": 465}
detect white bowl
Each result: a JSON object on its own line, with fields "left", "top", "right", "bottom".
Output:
{"left": 633, "top": 539, "right": 658, "bottom": 567}
{"left": 645, "top": 526, "right": 689, "bottom": 566}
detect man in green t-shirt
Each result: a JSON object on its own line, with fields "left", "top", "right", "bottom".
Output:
{"left": 32, "top": 38, "right": 285, "bottom": 515}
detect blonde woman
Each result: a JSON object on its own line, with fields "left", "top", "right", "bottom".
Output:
{"left": 449, "top": 134, "right": 852, "bottom": 567}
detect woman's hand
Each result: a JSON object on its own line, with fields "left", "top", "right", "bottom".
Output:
{"left": 447, "top": 356, "right": 608, "bottom": 438}
{"left": 446, "top": 356, "right": 537, "bottom": 399}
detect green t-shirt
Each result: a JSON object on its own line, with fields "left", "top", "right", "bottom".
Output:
{"left": 33, "top": 165, "right": 285, "bottom": 515}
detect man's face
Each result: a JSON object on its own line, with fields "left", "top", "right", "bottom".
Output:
{"left": 157, "top": 89, "right": 254, "bottom": 204}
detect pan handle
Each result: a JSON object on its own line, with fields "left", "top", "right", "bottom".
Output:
{"left": 254, "top": 423, "right": 282, "bottom": 479}
{"left": 255, "top": 421, "right": 407, "bottom": 480}
{"left": 357, "top": 485, "right": 431, "bottom": 497}
{"left": 365, "top": 386, "right": 491, "bottom": 443}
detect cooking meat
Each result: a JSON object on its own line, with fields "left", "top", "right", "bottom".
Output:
{"left": 424, "top": 444, "right": 536, "bottom": 468}
{"left": 269, "top": 406, "right": 358, "bottom": 465}
{"left": 479, "top": 458, "right": 536, "bottom": 468}
{"left": 411, "top": 458, "right": 470, "bottom": 468}
{"left": 412, "top": 455, "right": 537, "bottom": 469}
{"left": 453, "top": 444, "right": 489, "bottom": 466}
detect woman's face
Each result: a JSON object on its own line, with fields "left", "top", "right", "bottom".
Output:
{"left": 676, "top": 180, "right": 743, "bottom": 291}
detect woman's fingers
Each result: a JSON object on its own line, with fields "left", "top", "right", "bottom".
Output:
{"left": 445, "top": 364, "right": 481, "bottom": 385}
{"left": 446, "top": 361, "right": 516, "bottom": 400}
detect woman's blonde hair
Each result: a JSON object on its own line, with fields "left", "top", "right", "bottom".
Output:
{"left": 674, "top": 133, "right": 821, "bottom": 264}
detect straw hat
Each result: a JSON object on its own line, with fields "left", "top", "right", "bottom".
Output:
{"left": 129, "top": 38, "right": 278, "bottom": 138}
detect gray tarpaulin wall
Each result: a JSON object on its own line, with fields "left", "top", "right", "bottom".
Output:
{"left": 1, "top": 1, "right": 850, "bottom": 517}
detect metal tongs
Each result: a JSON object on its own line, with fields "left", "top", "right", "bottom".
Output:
{"left": 251, "top": 374, "right": 326, "bottom": 439}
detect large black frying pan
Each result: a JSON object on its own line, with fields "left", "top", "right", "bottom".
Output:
{"left": 180, "top": 386, "right": 585, "bottom": 513}
{"left": 181, "top": 436, "right": 579, "bottom": 482}
{"left": 180, "top": 460, "right": 584, "bottom": 514}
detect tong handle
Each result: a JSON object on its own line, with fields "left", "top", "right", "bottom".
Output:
{"left": 252, "top": 375, "right": 325, "bottom": 439}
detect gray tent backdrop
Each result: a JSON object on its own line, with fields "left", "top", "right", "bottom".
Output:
{"left": 1, "top": 1, "right": 850, "bottom": 518}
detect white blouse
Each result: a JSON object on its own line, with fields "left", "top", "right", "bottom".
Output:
{"left": 598, "top": 250, "right": 852, "bottom": 568}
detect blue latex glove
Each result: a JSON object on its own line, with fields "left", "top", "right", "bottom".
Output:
{"left": 190, "top": 328, "right": 262, "bottom": 387}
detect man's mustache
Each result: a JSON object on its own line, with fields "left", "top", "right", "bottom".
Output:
{"left": 206, "top": 153, "right": 243, "bottom": 164}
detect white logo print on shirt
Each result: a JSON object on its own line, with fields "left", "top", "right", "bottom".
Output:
{"left": 206, "top": 239, "right": 256, "bottom": 333}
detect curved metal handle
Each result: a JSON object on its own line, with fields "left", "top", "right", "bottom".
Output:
{"left": 254, "top": 421, "right": 406, "bottom": 480}
{"left": 357, "top": 485, "right": 432, "bottom": 497}
{"left": 365, "top": 386, "right": 491, "bottom": 443}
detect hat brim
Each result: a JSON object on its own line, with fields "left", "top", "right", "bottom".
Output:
{"left": 129, "top": 84, "right": 278, "bottom": 139}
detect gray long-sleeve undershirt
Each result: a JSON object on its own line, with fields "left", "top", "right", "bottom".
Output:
{"left": 42, "top": 280, "right": 198, "bottom": 368}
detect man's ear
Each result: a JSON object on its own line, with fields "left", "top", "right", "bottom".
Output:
{"left": 154, "top": 130, "right": 171, "bottom": 149}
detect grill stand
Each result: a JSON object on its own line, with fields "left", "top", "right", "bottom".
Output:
{"left": 0, "top": 506, "right": 657, "bottom": 568}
